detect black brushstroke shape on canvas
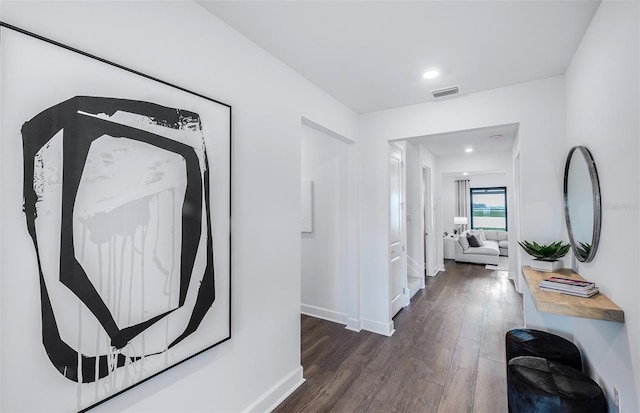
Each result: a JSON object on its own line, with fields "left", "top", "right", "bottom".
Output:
{"left": 22, "top": 96, "right": 215, "bottom": 383}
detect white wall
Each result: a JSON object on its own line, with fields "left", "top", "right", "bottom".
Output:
{"left": 359, "top": 77, "right": 566, "bottom": 333}
{"left": 300, "top": 124, "right": 350, "bottom": 324}
{"left": 0, "top": 1, "right": 358, "bottom": 412}
{"left": 563, "top": 0, "right": 638, "bottom": 410}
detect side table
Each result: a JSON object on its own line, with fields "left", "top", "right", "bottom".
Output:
{"left": 443, "top": 235, "right": 458, "bottom": 260}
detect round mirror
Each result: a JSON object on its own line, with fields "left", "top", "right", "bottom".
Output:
{"left": 563, "top": 146, "right": 601, "bottom": 262}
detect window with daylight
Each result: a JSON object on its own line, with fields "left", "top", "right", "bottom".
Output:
{"left": 470, "top": 187, "right": 507, "bottom": 231}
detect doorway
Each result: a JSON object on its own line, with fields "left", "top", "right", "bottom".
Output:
{"left": 300, "top": 123, "right": 349, "bottom": 323}
{"left": 407, "top": 163, "right": 430, "bottom": 298}
{"left": 422, "top": 165, "right": 432, "bottom": 277}
{"left": 389, "top": 143, "right": 407, "bottom": 318}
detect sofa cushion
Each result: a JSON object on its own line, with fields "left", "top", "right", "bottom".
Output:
{"left": 463, "top": 240, "right": 499, "bottom": 256}
{"left": 498, "top": 231, "right": 508, "bottom": 241}
{"left": 470, "top": 229, "right": 486, "bottom": 241}
{"left": 483, "top": 230, "right": 497, "bottom": 240}
{"left": 458, "top": 235, "right": 470, "bottom": 250}
{"left": 499, "top": 240, "right": 509, "bottom": 249}
{"left": 465, "top": 245, "right": 499, "bottom": 256}
{"left": 467, "top": 234, "right": 483, "bottom": 247}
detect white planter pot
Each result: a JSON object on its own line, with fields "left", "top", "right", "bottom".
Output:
{"left": 531, "top": 260, "right": 562, "bottom": 272}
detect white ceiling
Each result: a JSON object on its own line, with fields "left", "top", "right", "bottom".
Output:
{"left": 404, "top": 123, "right": 519, "bottom": 158}
{"left": 197, "top": 0, "right": 600, "bottom": 114}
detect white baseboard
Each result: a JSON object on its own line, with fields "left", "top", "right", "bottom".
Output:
{"left": 432, "top": 264, "right": 445, "bottom": 276}
{"left": 514, "top": 271, "right": 524, "bottom": 294}
{"left": 408, "top": 275, "right": 424, "bottom": 298}
{"left": 361, "top": 318, "right": 395, "bottom": 337}
{"left": 301, "top": 305, "right": 364, "bottom": 333}
{"left": 242, "top": 365, "right": 305, "bottom": 413}
{"left": 301, "top": 304, "right": 348, "bottom": 325}
{"left": 345, "top": 317, "right": 362, "bottom": 332}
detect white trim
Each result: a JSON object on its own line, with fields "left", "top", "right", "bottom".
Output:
{"left": 345, "top": 317, "right": 362, "bottom": 332}
{"left": 361, "top": 318, "right": 395, "bottom": 337}
{"left": 301, "top": 304, "right": 348, "bottom": 325}
{"left": 509, "top": 269, "right": 518, "bottom": 285}
{"left": 242, "top": 366, "right": 305, "bottom": 413}
{"left": 0, "top": 22, "right": 4, "bottom": 410}
{"left": 433, "top": 264, "right": 445, "bottom": 276}
{"left": 301, "top": 305, "right": 363, "bottom": 332}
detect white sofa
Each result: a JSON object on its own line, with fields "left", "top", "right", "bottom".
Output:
{"left": 484, "top": 230, "right": 509, "bottom": 256}
{"left": 454, "top": 229, "right": 508, "bottom": 265}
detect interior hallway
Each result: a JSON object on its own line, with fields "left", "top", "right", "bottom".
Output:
{"left": 275, "top": 260, "right": 524, "bottom": 412}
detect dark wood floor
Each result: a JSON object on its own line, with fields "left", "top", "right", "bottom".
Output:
{"left": 274, "top": 260, "right": 523, "bottom": 413}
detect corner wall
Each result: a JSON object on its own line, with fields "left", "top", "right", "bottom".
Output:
{"left": 0, "top": 1, "right": 358, "bottom": 412}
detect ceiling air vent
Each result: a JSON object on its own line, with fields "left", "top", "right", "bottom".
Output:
{"left": 431, "top": 85, "right": 460, "bottom": 99}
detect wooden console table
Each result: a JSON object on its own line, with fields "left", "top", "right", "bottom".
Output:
{"left": 522, "top": 266, "right": 624, "bottom": 323}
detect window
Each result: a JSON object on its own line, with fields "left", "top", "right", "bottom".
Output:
{"left": 470, "top": 187, "right": 507, "bottom": 231}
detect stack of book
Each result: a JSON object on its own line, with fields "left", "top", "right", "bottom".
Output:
{"left": 539, "top": 276, "right": 599, "bottom": 298}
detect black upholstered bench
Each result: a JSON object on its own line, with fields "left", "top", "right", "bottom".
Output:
{"left": 506, "top": 328, "right": 582, "bottom": 371}
{"left": 507, "top": 356, "right": 607, "bottom": 413}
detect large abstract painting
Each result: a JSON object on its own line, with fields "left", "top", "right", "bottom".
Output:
{"left": 0, "top": 23, "right": 231, "bottom": 412}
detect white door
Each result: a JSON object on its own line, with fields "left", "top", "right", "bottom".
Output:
{"left": 389, "top": 144, "right": 405, "bottom": 317}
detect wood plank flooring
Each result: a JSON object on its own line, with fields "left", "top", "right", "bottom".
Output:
{"left": 274, "top": 260, "right": 524, "bottom": 413}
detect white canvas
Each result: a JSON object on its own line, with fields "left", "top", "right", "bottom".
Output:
{"left": 0, "top": 25, "right": 231, "bottom": 412}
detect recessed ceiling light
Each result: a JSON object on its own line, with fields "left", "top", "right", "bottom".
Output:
{"left": 463, "top": 172, "right": 469, "bottom": 176}
{"left": 465, "top": 148, "right": 473, "bottom": 153}
{"left": 422, "top": 70, "right": 440, "bottom": 79}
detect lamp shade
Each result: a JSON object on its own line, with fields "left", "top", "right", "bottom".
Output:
{"left": 454, "top": 216, "right": 468, "bottom": 225}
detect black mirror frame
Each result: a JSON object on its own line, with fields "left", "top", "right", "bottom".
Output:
{"left": 563, "top": 145, "right": 602, "bottom": 263}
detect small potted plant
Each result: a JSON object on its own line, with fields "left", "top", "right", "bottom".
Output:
{"left": 518, "top": 240, "right": 570, "bottom": 272}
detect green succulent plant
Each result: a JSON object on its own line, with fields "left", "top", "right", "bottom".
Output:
{"left": 577, "top": 241, "right": 592, "bottom": 259}
{"left": 518, "top": 240, "right": 570, "bottom": 261}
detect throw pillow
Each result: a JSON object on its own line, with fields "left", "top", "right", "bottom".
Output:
{"left": 470, "top": 229, "right": 486, "bottom": 241}
{"left": 467, "top": 234, "right": 482, "bottom": 248}
{"left": 458, "top": 235, "right": 470, "bottom": 250}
